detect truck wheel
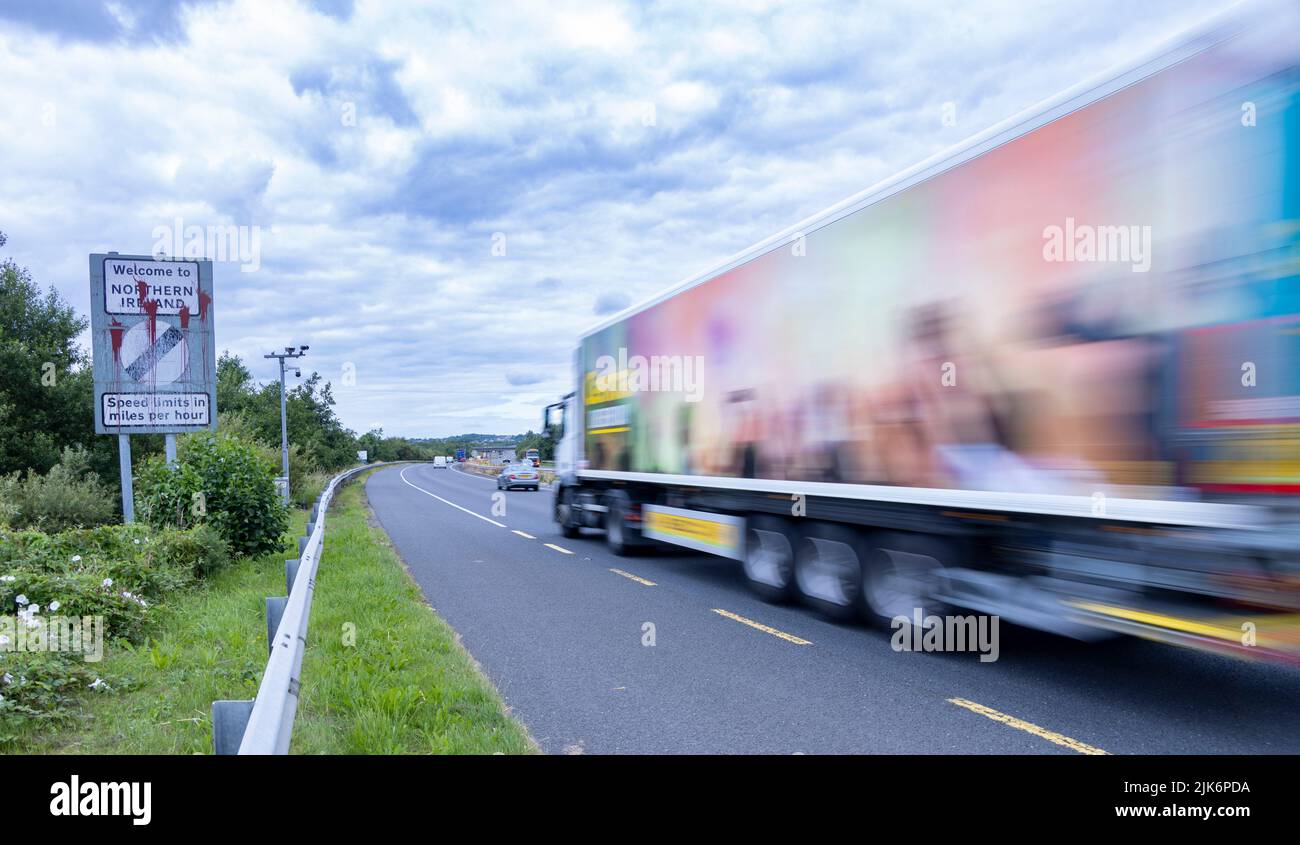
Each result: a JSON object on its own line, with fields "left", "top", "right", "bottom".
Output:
{"left": 742, "top": 515, "right": 799, "bottom": 602}
{"left": 556, "top": 487, "right": 580, "bottom": 538}
{"left": 859, "top": 532, "right": 955, "bottom": 623}
{"left": 604, "top": 492, "right": 634, "bottom": 556}
{"left": 794, "top": 524, "right": 863, "bottom": 621}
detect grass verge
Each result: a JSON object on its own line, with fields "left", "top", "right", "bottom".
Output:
{"left": 21, "top": 470, "right": 534, "bottom": 754}
{"left": 291, "top": 474, "right": 535, "bottom": 753}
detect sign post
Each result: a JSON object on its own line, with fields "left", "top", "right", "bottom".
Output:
{"left": 90, "top": 253, "right": 217, "bottom": 520}
{"left": 118, "top": 434, "right": 135, "bottom": 524}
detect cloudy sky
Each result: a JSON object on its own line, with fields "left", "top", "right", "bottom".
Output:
{"left": 0, "top": 0, "right": 1232, "bottom": 437}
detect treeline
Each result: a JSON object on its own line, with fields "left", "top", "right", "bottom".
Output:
{"left": 357, "top": 429, "right": 553, "bottom": 464}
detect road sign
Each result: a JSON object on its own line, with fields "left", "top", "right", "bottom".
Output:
{"left": 90, "top": 253, "right": 217, "bottom": 434}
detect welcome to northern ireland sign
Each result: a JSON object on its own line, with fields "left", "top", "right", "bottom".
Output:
{"left": 90, "top": 254, "right": 217, "bottom": 434}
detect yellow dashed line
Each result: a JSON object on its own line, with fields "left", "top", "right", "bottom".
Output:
{"left": 544, "top": 543, "right": 574, "bottom": 555}
{"left": 609, "top": 568, "right": 656, "bottom": 586}
{"left": 512, "top": 530, "right": 536, "bottom": 540}
{"left": 711, "top": 608, "right": 811, "bottom": 645}
{"left": 947, "top": 698, "right": 1109, "bottom": 755}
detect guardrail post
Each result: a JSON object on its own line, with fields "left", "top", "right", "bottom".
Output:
{"left": 212, "top": 700, "right": 254, "bottom": 755}
{"left": 285, "top": 558, "right": 300, "bottom": 596}
{"left": 306, "top": 520, "right": 315, "bottom": 536}
{"left": 298, "top": 535, "right": 309, "bottom": 557}
{"left": 266, "top": 596, "right": 288, "bottom": 655}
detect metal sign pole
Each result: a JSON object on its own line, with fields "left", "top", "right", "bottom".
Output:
{"left": 279, "top": 356, "right": 289, "bottom": 493}
{"left": 119, "top": 434, "right": 135, "bottom": 523}
{"left": 264, "top": 347, "right": 306, "bottom": 505}
{"left": 165, "top": 434, "right": 177, "bottom": 466}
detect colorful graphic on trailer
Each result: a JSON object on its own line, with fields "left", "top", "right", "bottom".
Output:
{"left": 90, "top": 254, "right": 217, "bottom": 434}
{"left": 580, "top": 23, "right": 1300, "bottom": 498}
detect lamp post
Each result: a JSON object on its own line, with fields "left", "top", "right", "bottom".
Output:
{"left": 263, "top": 346, "right": 309, "bottom": 502}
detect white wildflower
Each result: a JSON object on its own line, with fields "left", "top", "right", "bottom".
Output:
{"left": 48, "top": 600, "right": 60, "bottom": 612}
{"left": 14, "top": 594, "right": 28, "bottom": 606}
{"left": 102, "top": 578, "right": 113, "bottom": 588}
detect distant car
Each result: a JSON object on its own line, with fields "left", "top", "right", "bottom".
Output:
{"left": 496, "top": 464, "right": 539, "bottom": 491}
{"left": 433, "top": 456, "right": 448, "bottom": 469}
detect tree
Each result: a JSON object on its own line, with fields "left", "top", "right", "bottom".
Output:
{"left": 216, "top": 351, "right": 255, "bottom": 415}
{"left": 515, "top": 429, "right": 549, "bottom": 460}
{"left": 214, "top": 353, "right": 360, "bottom": 472}
{"left": 0, "top": 231, "right": 106, "bottom": 477}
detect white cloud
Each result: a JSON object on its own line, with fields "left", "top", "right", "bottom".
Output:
{"left": 0, "top": 0, "right": 1233, "bottom": 436}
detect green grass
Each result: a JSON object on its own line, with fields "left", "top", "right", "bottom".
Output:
{"left": 291, "top": 477, "right": 535, "bottom": 754}
{"left": 21, "top": 471, "right": 535, "bottom": 754}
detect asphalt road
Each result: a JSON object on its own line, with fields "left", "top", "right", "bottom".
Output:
{"left": 365, "top": 463, "right": 1300, "bottom": 754}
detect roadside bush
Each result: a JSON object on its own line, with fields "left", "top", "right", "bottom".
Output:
{"left": 135, "top": 434, "right": 288, "bottom": 559}
{"left": 0, "top": 446, "right": 116, "bottom": 532}
{"left": 292, "top": 469, "right": 331, "bottom": 509}
{"left": 152, "top": 524, "right": 230, "bottom": 579}
{"left": 132, "top": 459, "right": 204, "bottom": 530}
{"left": 0, "top": 523, "right": 210, "bottom": 642}
{"left": 0, "top": 652, "right": 93, "bottom": 743}
{"left": 0, "top": 521, "right": 230, "bottom": 743}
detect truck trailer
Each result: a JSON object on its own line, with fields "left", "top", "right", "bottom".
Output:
{"left": 546, "top": 1, "right": 1300, "bottom": 663}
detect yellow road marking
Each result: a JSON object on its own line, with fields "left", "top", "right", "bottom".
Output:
{"left": 544, "top": 543, "right": 573, "bottom": 555}
{"left": 947, "top": 698, "right": 1109, "bottom": 755}
{"left": 711, "top": 608, "right": 811, "bottom": 645}
{"left": 609, "top": 568, "right": 656, "bottom": 586}
{"left": 512, "top": 530, "right": 536, "bottom": 539}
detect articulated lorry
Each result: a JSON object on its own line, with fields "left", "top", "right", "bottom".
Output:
{"left": 546, "top": 1, "right": 1300, "bottom": 662}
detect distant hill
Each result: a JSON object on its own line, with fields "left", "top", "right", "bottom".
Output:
{"left": 408, "top": 433, "right": 521, "bottom": 444}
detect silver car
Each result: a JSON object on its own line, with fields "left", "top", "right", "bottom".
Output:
{"left": 496, "top": 463, "right": 540, "bottom": 491}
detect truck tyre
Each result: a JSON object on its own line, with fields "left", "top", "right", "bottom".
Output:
{"left": 556, "top": 487, "right": 580, "bottom": 538}
{"left": 794, "top": 523, "right": 864, "bottom": 621}
{"left": 859, "top": 532, "right": 956, "bottom": 623}
{"left": 604, "top": 491, "right": 635, "bottom": 556}
{"left": 742, "top": 515, "right": 800, "bottom": 602}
